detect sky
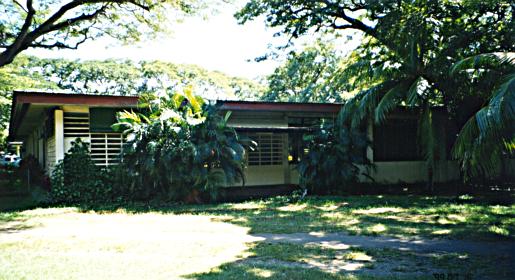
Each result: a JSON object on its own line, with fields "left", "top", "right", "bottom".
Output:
{"left": 27, "top": 1, "right": 360, "bottom": 81}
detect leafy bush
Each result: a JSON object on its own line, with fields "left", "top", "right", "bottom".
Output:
{"left": 51, "top": 139, "right": 111, "bottom": 204}
{"left": 298, "top": 121, "right": 370, "bottom": 194}
{"left": 114, "top": 88, "right": 248, "bottom": 202}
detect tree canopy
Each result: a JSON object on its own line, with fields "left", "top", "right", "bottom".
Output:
{"left": 23, "top": 57, "right": 264, "bottom": 99}
{"left": 262, "top": 41, "right": 348, "bottom": 103}
{"left": 0, "top": 0, "right": 200, "bottom": 67}
{"left": 238, "top": 0, "right": 514, "bottom": 181}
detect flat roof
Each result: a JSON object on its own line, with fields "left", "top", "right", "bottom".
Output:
{"left": 9, "top": 91, "right": 139, "bottom": 140}
{"left": 8, "top": 91, "right": 343, "bottom": 140}
{"left": 218, "top": 100, "right": 342, "bottom": 113}
{"left": 12, "top": 91, "right": 139, "bottom": 106}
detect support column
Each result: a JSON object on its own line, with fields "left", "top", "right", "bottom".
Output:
{"left": 283, "top": 132, "right": 291, "bottom": 184}
{"left": 283, "top": 115, "right": 291, "bottom": 185}
{"left": 366, "top": 120, "right": 374, "bottom": 163}
{"left": 55, "top": 110, "right": 64, "bottom": 162}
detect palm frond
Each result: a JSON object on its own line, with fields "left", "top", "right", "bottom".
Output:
{"left": 453, "top": 90, "right": 513, "bottom": 179}
{"left": 374, "top": 83, "right": 407, "bottom": 123}
{"left": 406, "top": 76, "right": 424, "bottom": 106}
{"left": 450, "top": 52, "right": 515, "bottom": 75}
{"left": 338, "top": 80, "right": 398, "bottom": 129}
{"left": 453, "top": 115, "right": 504, "bottom": 179}
{"left": 473, "top": 73, "right": 515, "bottom": 140}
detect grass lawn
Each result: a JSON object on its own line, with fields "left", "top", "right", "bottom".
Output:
{"left": 1, "top": 195, "right": 513, "bottom": 279}
{"left": 97, "top": 195, "right": 515, "bottom": 241}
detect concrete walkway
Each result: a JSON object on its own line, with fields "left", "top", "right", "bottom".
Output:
{"left": 253, "top": 232, "right": 515, "bottom": 256}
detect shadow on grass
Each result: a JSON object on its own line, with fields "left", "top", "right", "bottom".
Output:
{"left": 182, "top": 240, "right": 513, "bottom": 280}
{"left": 0, "top": 211, "right": 35, "bottom": 233}
{"left": 0, "top": 195, "right": 45, "bottom": 233}
{"left": 0, "top": 195, "right": 39, "bottom": 212}
{"left": 183, "top": 242, "right": 384, "bottom": 280}
{"left": 78, "top": 195, "right": 515, "bottom": 242}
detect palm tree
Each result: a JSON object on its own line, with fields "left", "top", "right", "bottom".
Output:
{"left": 337, "top": 37, "right": 444, "bottom": 191}
{"left": 450, "top": 52, "right": 515, "bottom": 181}
{"left": 338, "top": 48, "right": 514, "bottom": 186}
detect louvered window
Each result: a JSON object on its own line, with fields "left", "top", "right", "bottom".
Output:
{"left": 90, "top": 133, "right": 124, "bottom": 167}
{"left": 64, "top": 112, "right": 89, "bottom": 137}
{"left": 247, "top": 133, "right": 283, "bottom": 166}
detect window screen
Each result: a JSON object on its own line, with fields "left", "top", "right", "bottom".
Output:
{"left": 64, "top": 112, "right": 89, "bottom": 138}
{"left": 90, "top": 133, "right": 124, "bottom": 167}
{"left": 246, "top": 133, "right": 284, "bottom": 166}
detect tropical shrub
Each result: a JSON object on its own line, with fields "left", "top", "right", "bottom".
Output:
{"left": 51, "top": 139, "right": 111, "bottom": 204}
{"left": 297, "top": 120, "right": 370, "bottom": 194}
{"left": 114, "top": 88, "right": 248, "bottom": 202}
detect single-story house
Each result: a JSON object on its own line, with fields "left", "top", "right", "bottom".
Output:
{"left": 8, "top": 91, "right": 463, "bottom": 187}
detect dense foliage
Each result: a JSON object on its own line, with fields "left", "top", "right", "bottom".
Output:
{"left": 238, "top": 0, "right": 514, "bottom": 183}
{"left": 51, "top": 139, "right": 111, "bottom": 204}
{"left": 28, "top": 57, "right": 264, "bottom": 99}
{"left": 298, "top": 120, "right": 370, "bottom": 194}
{"left": 114, "top": 88, "right": 248, "bottom": 202}
{"left": 263, "top": 41, "right": 347, "bottom": 103}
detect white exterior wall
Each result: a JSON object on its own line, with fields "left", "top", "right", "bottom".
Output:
{"left": 243, "top": 166, "right": 286, "bottom": 186}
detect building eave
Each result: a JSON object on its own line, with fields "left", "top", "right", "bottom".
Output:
{"left": 8, "top": 91, "right": 139, "bottom": 141}
{"left": 217, "top": 100, "right": 343, "bottom": 114}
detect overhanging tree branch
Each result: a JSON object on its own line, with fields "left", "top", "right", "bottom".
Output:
{"left": 0, "top": 0, "right": 159, "bottom": 67}
{"left": 42, "top": 5, "right": 109, "bottom": 34}
{"left": 12, "top": 0, "right": 28, "bottom": 13}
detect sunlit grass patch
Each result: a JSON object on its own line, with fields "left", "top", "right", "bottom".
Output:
{"left": 431, "top": 229, "right": 452, "bottom": 235}
{"left": 230, "top": 201, "right": 267, "bottom": 210}
{"left": 0, "top": 209, "right": 259, "bottom": 279}
{"left": 315, "top": 202, "right": 349, "bottom": 211}
{"left": 344, "top": 251, "right": 373, "bottom": 262}
{"left": 488, "top": 225, "right": 509, "bottom": 236}
{"left": 277, "top": 204, "right": 307, "bottom": 212}
{"left": 367, "top": 224, "right": 387, "bottom": 234}
{"left": 352, "top": 207, "right": 405, "bottom": 215}
{"left": 247, "top": 267, "right": 275, "bottom": 278}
